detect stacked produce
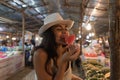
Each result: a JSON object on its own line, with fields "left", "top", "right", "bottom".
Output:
{"left": 82, "top": 60, "right": 110, "bottom": 80}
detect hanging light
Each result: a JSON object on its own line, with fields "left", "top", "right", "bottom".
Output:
{"left": 86, "top": 35, "right": 90, "bottom": 39}
{"left": 35, "top": 37, "right": 39, "bottom": 41}
{"left": 78, "top": 31, "right": 81, "bottom": 34}
{"left": 105, "top": 40, "right": 108, "bottom": 43}
{"left": 99, "top": 40, "right": 102, "bottom": 43}
{"left": 12, "top": 37, "right": 16, "bottom": 40}
{"left": 6, "top": 35, "right": 9, "bottom": 38}
{"left": 79, "top": 35, "right": 81, "bottom": 38}
{"left": 86, "top": 23, "right": 92, "bottom": 30}
{"left": 89, "top": 32, "right": 95, "bottom": 37}
{"left": 89, "top": 33, "right": 92, "bottom": 37}
{"left": 91, "top": 32, "right": 95, "bottom": 36}
{"left": 86, "top": 39, "right": 91, "bottom": 43}
{"left": 76, "top": 37, "right": 79, "bottom": 40}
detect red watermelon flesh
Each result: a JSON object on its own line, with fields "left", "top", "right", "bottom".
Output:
{"left": 65, "top": 34, "right": 75, "bottom": 45}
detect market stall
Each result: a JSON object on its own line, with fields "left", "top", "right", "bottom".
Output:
{"left": 0, "top": 48, "right": 24, "bottom": 80}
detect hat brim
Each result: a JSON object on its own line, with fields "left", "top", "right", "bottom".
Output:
{"left": 39, "top": 20, "right": 74, "bottom": 36}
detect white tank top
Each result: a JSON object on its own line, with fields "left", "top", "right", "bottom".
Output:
{"left": 51, "top": 60, "right": 72, "bottom": 80}
{"left": 63, "top": 62, "right": 72, "bottom": 80}
{"left": 34, "top": 61, "right": 72, "bottom": 80}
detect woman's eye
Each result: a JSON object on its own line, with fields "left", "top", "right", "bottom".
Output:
{"left": 56, "top": 28, "right": 62, "bottom": 31}
{"left": 65, "top": 28, "right": 69, "bottom": 31}
{"left": 55, "top": 28, "right": 69, "bottom": 31}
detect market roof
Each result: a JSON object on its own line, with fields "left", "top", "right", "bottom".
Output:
{"left": 0, "top": 0, "right": 115, "bottom": 37}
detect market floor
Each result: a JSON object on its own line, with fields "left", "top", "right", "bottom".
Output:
{"left": 7, "top": 67, "right": 35, "bottom": 80}
{"left": 7, "top": 64, "right": 84, "bottom": 80}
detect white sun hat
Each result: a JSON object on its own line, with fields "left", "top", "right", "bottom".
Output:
{"left": 39, "top": 12, "right": 74, "bottom": 36}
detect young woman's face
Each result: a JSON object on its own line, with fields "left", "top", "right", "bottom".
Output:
{"left": 52, "top": 24, "right": 70, "bottom": 45}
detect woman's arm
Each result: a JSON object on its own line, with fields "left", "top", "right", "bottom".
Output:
{"left": 34, "top": 49, "right": 67, "bottom": 80}
{"left": 34, "top": 49, "right": 52, "bottom": 80}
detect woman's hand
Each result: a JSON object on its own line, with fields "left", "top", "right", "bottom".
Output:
{"left": 72, "top": 74, "right": 83, "bottom": 80}
{"left": 61, "top": 43, "right": 80, "bottom": 63}
{"left": 68, "top": 44, "right": 80, "bottom": 61}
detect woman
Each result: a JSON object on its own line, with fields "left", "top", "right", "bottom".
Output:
{"left": 34, "top": 13, "right": 82, "bottom": 80}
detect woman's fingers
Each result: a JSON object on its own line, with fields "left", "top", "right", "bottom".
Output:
{"left": 68, "top": 45, "right": 76, "bottom": 54}
{"left": 69, "top": 51, "right": 80, "bottom": 61}
{"left": 68, "top": 44, "right": 80, "bottom": 61}
{"left": 61, "top": 44, "right": 80, "bottom": 62}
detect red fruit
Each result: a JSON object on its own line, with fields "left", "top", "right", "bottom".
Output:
{"left": 65, "top": 34, "right": 75, "bottom": 45}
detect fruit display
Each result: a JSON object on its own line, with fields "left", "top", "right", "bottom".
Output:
{"left": 0, "top": 52, "right": 7, "bottom": 58}
{"left": 84, "top": 53, "right": 98, "bottom": 57}
{"left": 0, "top": 46, "right": 23, "bottom": 58}
{"left": 82, "top": 60, "right": 110, "bottom": 80}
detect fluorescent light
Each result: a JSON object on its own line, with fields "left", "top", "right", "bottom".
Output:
{"left": 22, "top": 5, "right": 27, "bottom": 7}
{"left": 35, "top": 8, "right": 40, "bottom": 13}
{"left": 31, "top": 0, "right": 35, "bottom": 5}
{"left": 0, "top": 27, "right": 3, "bottom": 31}
{"left": 90, "top": 16, "right": 96, "bottom": 21}
{"left": 13, "top": 0, "right": 23, "bottom": 5}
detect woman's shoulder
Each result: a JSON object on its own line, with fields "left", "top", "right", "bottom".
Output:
{"left": 34, "top": 48, "right": 47, "bottom": 59}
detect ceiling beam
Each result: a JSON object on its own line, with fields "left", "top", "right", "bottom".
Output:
{"left": 20, "top": 0, "right": 49, "bottom": 8}
{"left": 0, "top": 20, "right": 6, "bottom": 23}
{"left": 88, "top": 0, "right": 109, "bottom": 5}
{"left": 0, "top": 16, "right": 20, "bottom": 23}
{"left": 31, "top": 10, "right": 52, "bottom": 17}
{"left": 64, "top": 10, "right": 79, "bottom": 14}
{"left": 64, "top": 0, "right": 83, "bottom": 8}
{"left": 95, "top": 7, "right": 107, "bottom": 11}
{"left": 0, "top": 1, "right": 42, "bottom": 24}
{"left": 27, "top": 23, "right": 41, "bottom": 27}
{"left": 86, "top": 7, "right": 107, "bottom": 11}
{"left": 84, "top": 14, "right": 108, "bottom": 18}
{"left": 0, "top": 1, "right": 19, "bottom": 11}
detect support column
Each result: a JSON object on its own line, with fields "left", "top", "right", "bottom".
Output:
{"left": 22, "top": 12, "right": 25, "bottom": 53}
{"left": 109, "top": 0, "right": 120, "bottom": 80}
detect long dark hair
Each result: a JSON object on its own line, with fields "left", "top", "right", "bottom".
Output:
{"left": 35, "top": 26, "right": 58, "bottom": 77}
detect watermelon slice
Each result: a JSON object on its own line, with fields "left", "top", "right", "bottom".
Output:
{"left": 65, "top": 34, "right": 75, "bottom": 45}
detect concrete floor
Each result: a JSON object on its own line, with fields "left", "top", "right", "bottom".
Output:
{"left": 7, "top": 67, "right": 34, "bottom": 80}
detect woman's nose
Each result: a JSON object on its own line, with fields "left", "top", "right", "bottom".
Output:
{"left": 62, "top": 29, "right": 67, "bottom": 34}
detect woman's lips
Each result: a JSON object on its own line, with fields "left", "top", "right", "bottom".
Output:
{"left": 59, "top": 38, "right": 67, "bottom": 44}
{"left": 59, "top": 36, "right": 67, "bottom": 45}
